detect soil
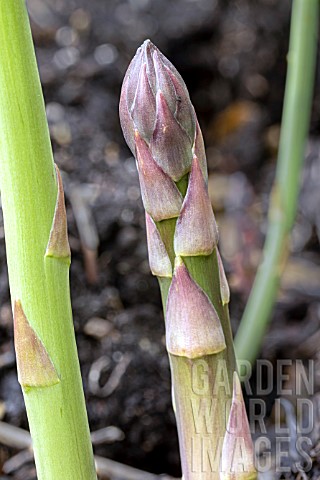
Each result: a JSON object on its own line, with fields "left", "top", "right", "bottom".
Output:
{"left": 0, "top": 0, "right": 320, "bottom": 478}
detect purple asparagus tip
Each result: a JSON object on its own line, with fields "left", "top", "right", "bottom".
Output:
{"left": 119, "top": 40, "right": 196, "bottom": 183}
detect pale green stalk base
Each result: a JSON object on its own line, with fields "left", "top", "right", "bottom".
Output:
{"left": 0, "top": 2, "right": 96, "bottom": 478}
{"left": 235, "top": 0, "right": 319, "bottom": 365}
{"left": 170, "top": 355, "right": 228, "bottom": 479}
{"left": 158, "top": 219, "right": 237, "bottom": 479}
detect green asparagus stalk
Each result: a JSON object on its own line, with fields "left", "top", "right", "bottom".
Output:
{"left": 120, "top": 40, "right": 257, "bottom": 480}
{"left": 0, "top": 2, "right": 96, "bottom": 479}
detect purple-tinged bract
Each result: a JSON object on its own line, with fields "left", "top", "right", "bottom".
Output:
{"left": 193, "top": 119, "right": 208, "bottom": 181}
{"left": 174, "top": 155, "right": 219, "bottom": 256}
{"left": 135, "top": 131, "right": 183, "bottom": 221}
{"left": 145, "top": 213, "right": 172, "bottom": 277}
{"left": 166, "top": 257, "right": 226, "bottom": 358}
{"left": 131, "top": 64, "right": 156, "bottom": 142}
{"left": 150, "top": 91, "right": 193, "bottom": 181}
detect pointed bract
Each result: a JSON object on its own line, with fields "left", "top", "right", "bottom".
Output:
{"left": 135, "top": 131, "right": 183, "bottom": 221}
{"left": 174, "top": 156, "right": 219, "bottom": 256}
{"left": 151, "top": 92, "right": 193, "bottom": 181}
{"left": 131, "top": 64, "right": 156, "bottom": 142}
{"left": 217, "top": 249, "right": 230, "bottom": 306}
{"left": 193, "top": 118, "right": 208, "bottom": 181}
{"left": 45, "top": 164, "right": 71, "bottom": 263}
{"left": 143, "top": 40, "right": 157, "bottom": 94}
{"left": 146, "top": 213, "right": 172, "bottom": 277}
{"left": 166, "top": 257, "right": 226, "bottom": 358}
{"left": 168, "top": 70, "right": 195, "bottom": 142}
{"left": 151, "top": 41, "right": 186, "bottom": 92}
{"left": 119, "top": 50, "right": 143, "bottom": 153}
{"left": 13, "top": 300, "right": 60, "bottom": 389}
{"left": 126, "top": 48, "right": 144, "bottom": 107}
{"left": 153, "top": 50, "right": 177, "bottom": 115}
{"left": 220, "top": 373, "right": 257, "bottom": 480}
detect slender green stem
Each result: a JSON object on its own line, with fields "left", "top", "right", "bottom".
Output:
{"left": 159, "top": 244, "right": 237, "bottom": 479}
{"left": 0, "top": 2, "right": 96, "bottom": 478}
{"left": 157, "top": 207, "right": 237, "bottom": 479}
{"left": 235, "top": 0, "right": 319, "bottom": 364}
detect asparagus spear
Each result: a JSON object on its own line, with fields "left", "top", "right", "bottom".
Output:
{"left": 0, "top": 2, "right": 96, "bottom": 478}
{"left": 120, "top": 40, "right": 257, "bottom": 480}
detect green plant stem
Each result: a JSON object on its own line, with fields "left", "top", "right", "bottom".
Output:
{"left": 0, "top": 2, "right": 96, "bottom": 478}
{"left": 158, "top": 224, "right": 236, "bottom": 479}
{"left": 156, "top": 176, "right": 189, "bottom": 306}
{"left": 156, "top": 160, "right": 237, "bottom": 480}
{"left": 235, "top": 0, "right": 319, "bottom": 365}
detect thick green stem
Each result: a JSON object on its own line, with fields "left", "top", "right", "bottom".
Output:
{"left": 169, "top": 354, "right": 230, "bottom": 479}
{"left": 159, "top": 244, "right": 237, "bottom": 479}
{"left": 235, "top": 0, "right": 319, "bottom": 365}
{"left": 156, "top": 173, "right": 237, "bottom": 480}
{"left": 0, "top": 2, "right": 96, "bottom": 478}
